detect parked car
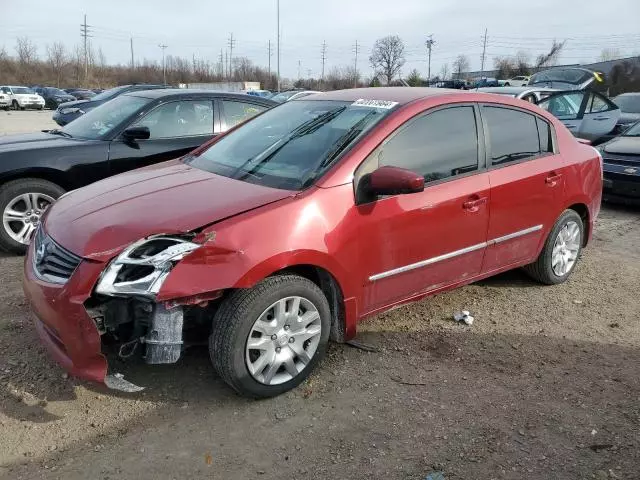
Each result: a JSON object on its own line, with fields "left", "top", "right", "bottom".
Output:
{"left": 477, "top": 86, "right": 558, "bottom": 104}
{"left": 270, "top": 90, "right": 321, "bottom": 103}
{"left": 0, "top": 91, "right": 10, "bottom": 110}
{"left": 23, "top": 87, "right": 602, "bottom": 397}
{"left": 92, "top": 89, "right": 104, "bottom": 94}
{"left": 0, "top": 86, "right": 45, "bottom": 110}
{"left": 538, "top": 89, "right": 621, "bottom": 144}
{"left": 33, "top": 87, "right": 77, "bottom": 110}
{"left": 246, "top": 89, "right": 273, "bottom": 98}
{"left": 435, "top": 79, "right": 468, "bottom": 89}
{"left": 597, "top": 120, "right": 640, "bottom": 202}
{"left": 65, "top": 89, "right": 96, "bottom": 100}
{"left": 0, "top": 90, "right": 274, "bottom": 253}
{"left": 611, "top": 92, "right": 640, "bottom": 132}
{"left": 470, "top": 77, "right": 499, "bottom": 88}
{"left": 53, "top": 84, "right": 170, "bottom": 126}
{"left": 504, "top": 76, "right": 530, "bottom": 87}
{"left": 528, "top": 67, "right": 606, "bottom": 92}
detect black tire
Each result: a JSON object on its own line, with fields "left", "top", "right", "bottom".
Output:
{"left": 210, "top": 275, "right": 331, "bottom": 398}
{"left": 11, "top": 100, "right": 19, "bottom": 111}
{"left": 504, "top": 82, "right": 511, "bottom": 86}
{"left": 0, "top": 178, "right": 65, "bottom": 255}
{"left": 523, "top": 209, "right": 584, "bottom": 285}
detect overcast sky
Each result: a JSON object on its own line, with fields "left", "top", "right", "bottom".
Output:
{"left": 3, "top": 0, "right": 640, "bottom": 80}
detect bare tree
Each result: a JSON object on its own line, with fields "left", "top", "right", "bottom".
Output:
{"left": 46, "top": 42, "right": 67, "bottom": 87}
{"left": 453, "top": 55, "right": 470, "bottom": 78}
{"left": 514, "top": 50, "right": 531, "bottom": 75}
{"left": 15, "top": 36, "right": 37, "bottom": 83}
{"left": 369, "top": 35, "right": 406, "bottom": 84}
{"left": 439, "top": 63, "right": 450, "bottom": 81}
{"left": 535, "top": 40, "right": 566, "bottom": 69}
{"left": 599, "top": 48, "right": 622, "bottom": 62}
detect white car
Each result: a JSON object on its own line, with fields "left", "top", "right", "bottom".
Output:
{"left": 504, "top": 76, "right": 530, "bottom": 87}
{"left": 0, "top": 91, "right": 10, "bottom": 110}
{"left": 0, "top": 86, "right": 45, "bottom": 110}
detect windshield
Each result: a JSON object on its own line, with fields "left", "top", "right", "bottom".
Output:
{"left": 623, "top": 122, "right": 640, "bottom": 136}
{"left": 270, "top": 91, "right": 300, "bottom": 103}
{"left": 529, "top": 68, "right": 591, "bottom": 85}
{"left": 614, "top": 95, "right": 640, "bottom": 114}
{"left": 188, "top": 100, "right": 393, "bottom": 190}
{"left": 91, "top": 85, "right": 128, "bottom": 102}
{"left": 12, "top": 87, "right": 34, "bottom": 94}
{"left": 61, "top": 95, "right": 151, "bottom": 140}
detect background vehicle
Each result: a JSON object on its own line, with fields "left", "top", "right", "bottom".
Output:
{"left": 53, "top": 84, "right": 171, "bottom": 126}
{"left": 65, "top": 89, "right": 96, "bottom": 100}
{"left": 33, "top": 87, "right": 77, "bottom": 109}
{"left": 24, "top": 88, "right": 601, "bottom": 398}
{"left": 435, "top": 79, "right": 468, "bottom": 89}
{"left": 538, "top": 89, "right": 620, "bottom": 143}
{"left": 612, "top": 92, "right": 640, "bottom": 131}
{"left": 470, "top": 77, "right": 499, "bottom": 88}
{"left": 0, "top": 91, "right": 9, "bottom": 109}
{"left": 505, "top": 75, "right": 530, "bottom": 87}
{"left": 528, "top": 67, "right": 606, "bottom": 93}
{"left": 477, "top": 86, "right": 558, "bottom": 104}
{"left": 0, "top": 86, "right": 45, "bottom": 110}
{"left": 270, "top": 90, "right": 321, "bottom": 103}
{"left": 0, "top": 90, "right": 275, "bottom": 253}
{"left": 246, "top": 89, "right": 273, "bottom": 98}
{"left": 598, "top": 120, "right": 640, "bottom": 202}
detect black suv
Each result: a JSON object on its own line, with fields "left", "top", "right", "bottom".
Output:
{"left": 53, "top": 84, "right": 170, "bottom": 126}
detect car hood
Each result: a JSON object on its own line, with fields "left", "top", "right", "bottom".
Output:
{"left": 618, "top": 112, "right": 640, "bottom": 125}
{"left": 602, "top": 136, "right": 640, "bottom": 155}
{"left": 44, "top": 160, "right": 294, "bottom": 260}
{"left": 0, "top": 132, "right": 80, "bottom": 153}
{"left": 57, "top": 98, "right": 93, "bottom": 109}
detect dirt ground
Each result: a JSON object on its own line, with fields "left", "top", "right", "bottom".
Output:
{"left": 0, "top": 110, "right": 58, "bottom": 136}
{"left": 0, "top": 203, "right": 636, "bottom": 480}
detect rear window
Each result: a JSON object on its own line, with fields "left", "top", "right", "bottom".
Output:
{"left": 483, "top": 106, "right": 544, "bottom": 166}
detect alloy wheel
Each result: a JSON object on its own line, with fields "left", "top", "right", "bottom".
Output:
{"left": 2, "top": 192, "right": 55, "bottom": 245}
{"left": 245, "top": 296, "right": 322, "bottom": 385}
{"left": 551, "top": 220, "right": 580, "bottom": 276}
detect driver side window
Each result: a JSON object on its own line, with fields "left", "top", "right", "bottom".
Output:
{"left": 132, "top": 100, "right": 214, "bottom": 139}
{"left": 540, "top": 92, "right": 584, "bottom": 120}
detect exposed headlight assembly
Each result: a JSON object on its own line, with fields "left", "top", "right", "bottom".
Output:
{"left": 95, "top": 236, "right": 200, "bottom": 298}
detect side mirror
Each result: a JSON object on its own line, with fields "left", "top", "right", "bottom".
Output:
{"left": 122, "top": 126, "right": 150, "bottom": 141}
{"left": 359, "top": 166, "right": 424, "bottom": 203}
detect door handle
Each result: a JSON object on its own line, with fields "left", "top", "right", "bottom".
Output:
{"left": 462, "top": 196, "right": 487, "bottom": 212}
{"left": 593, "top": 116, "right": 610, "bottom": 121}
{"left": 545, "top": 172, "right": 563, "bottom": 186}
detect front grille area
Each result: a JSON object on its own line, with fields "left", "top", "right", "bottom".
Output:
{"left": 32, "top": 227, "right": 82, "bottom": 284}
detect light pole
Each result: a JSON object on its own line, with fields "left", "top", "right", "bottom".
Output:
{"left": 276, "top": 0, "right": 280, "bottom": 92}
{"left": 159, "top": 44, "right": 168, "bottom": 84}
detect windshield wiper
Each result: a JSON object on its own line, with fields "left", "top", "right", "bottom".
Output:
{"left": 47, "top": 129, "right": 73, "bottom": 138}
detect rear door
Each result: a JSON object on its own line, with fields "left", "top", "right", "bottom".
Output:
{"left": 480, "top": 104, "right": 565, "bottom": 272}
{"left": 219, "top": 99, "right": 270, "bottom": 131}
{"left": 580, "top": 91, "right": 620, "bottom": 142}
{"left": 108, "top": 99, "right": 218, "bottom": 176}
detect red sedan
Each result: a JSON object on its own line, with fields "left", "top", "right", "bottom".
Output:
{"left": 23, "top": 88, "right": 602, "bottom": 398}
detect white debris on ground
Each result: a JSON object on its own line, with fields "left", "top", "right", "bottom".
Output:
{"left": 453, "top": 310, "right": 474, "bottom": 326}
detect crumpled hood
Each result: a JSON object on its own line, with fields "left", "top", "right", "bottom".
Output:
{"left": 44, "top": 160, "right": 294, "bottom": 260}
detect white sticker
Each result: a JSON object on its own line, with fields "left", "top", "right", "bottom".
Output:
{"left": 352, "top": 99, "right": 398, "bottom": 109}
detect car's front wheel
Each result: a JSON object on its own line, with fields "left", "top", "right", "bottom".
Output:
{"left": 210, "top": 275, "right": 331, "bottom": 398}
{"left": 524, "top": 209, "right": 584, "bottom": 285}
{"left": 0, "top": 179, "right": 65, "bottom": 254}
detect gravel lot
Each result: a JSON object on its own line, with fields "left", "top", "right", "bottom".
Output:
{"left": 0, "top": 114, "right": 639, "bottom": 479}
{"left": 0, "top": 110, "right": 58, "bottom": 135}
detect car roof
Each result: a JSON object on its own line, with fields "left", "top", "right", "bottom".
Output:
{"left": 123, "top": 89, "right": 277, "bottom": 103}
{"left": 300, "top": 87, "right": 463, "bottom": 105}
{"left": 616, "top": 92, "right": 640, "bottom": 97}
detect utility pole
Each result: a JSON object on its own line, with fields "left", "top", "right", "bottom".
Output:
{"left": 321, "top": 41, "right": 327, "bottom": 85}
{"left": 219, "top": 49, "right": 224, "bottom": 78}
{"left": 268, "top": 40, "right": 272, "bottom": 76}
{"left": 480, "top": 28, "right": 488, "bottom": 79}
{"left": 353, "top": 40, "right": 360, "bottom": 88}
{"left": 276, "top": 0, "right": 281, "bottom": 92}
{"left": 228, "top": 33, "right": 235, "bottom": 79}
{"left": 130, "top": 37, "right": 135, "bottom": 70}
{"left": 158, "top": 44, "right": 168, "bottom": 84}
{"left": 298, "top": 60, "right": 301, "bottom": 81}
{"left": 80, "top": 14, "right": 92, "bottom": 85}
{"left": 225, "top": 50, "right": 228, "bottom": 79}
{"left": 425, "top": 35, "right": 435, "bottom": 85}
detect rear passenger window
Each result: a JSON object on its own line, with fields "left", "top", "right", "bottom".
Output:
{"left": 221, "top": 101, "right": 267, "bottom": 128}
{"left": 536, "top": 117, "right": 553, "bottom": 153}
{"left": 483, "top": 107, "right": 541, "bottom": 166}
{"left": 377, "top": 106, "right": 479, "bottom": 183}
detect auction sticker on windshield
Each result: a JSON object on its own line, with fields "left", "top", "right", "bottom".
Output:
{"left": 352, "top": 99, "right": 398, "bottom": 109}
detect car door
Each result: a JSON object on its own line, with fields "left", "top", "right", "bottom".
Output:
{"left": 480, "top": 104, "right": 565, "bottom": 272}
{"left": 354, "top": 105, "right": 490, "bottom": 314}
{"left": 108, "top": 99, "right": 219, "bottom": 176}
{"left": 579, "top": 91, "right": 620, "bottom": 142}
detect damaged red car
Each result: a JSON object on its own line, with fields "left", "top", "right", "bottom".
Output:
{"left": 23, "top": 88, "right": 602, "bottom": 398}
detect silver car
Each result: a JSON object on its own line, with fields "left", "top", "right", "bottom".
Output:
{"left": 477, "top": 86, "right": 558, "bottom": 104}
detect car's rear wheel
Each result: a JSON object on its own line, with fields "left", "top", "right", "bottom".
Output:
{"left": 523, "top": 209, "right": 584, "bottom": 285}
{"left": 11, "top": 100, "right": 19, "bottom": 111}
{"left": 210, "top": 275, "right": 331, "bottom": 398}
{"left": 0, "top": 179, "right": 65, "bottom": 254}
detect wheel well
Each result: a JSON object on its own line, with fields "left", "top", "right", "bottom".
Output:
{"left": 273, "top": 265, "right": 347, "bottom": 343}
{"left": 567, "top": 203, "right": 589, "bottom": 246}
{"left": 0, "top": 171, "right": 70, "bottom": 192}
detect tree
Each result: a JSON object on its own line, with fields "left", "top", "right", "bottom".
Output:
{"left": 453, "top": 55, "right": 470, "bottom": 78}
{"left": 406, "top": 68, "right": 422, "bottom": 87}
{"left": 535, "top": 40, "right": 565, "bottom": 68}
{"left": 15, "top": 36, "right": 37, "bottom": 83}
{"left": 46, "top": 42, "right": 67, "bottom": 87}
{"left": 439, "top": 63, "right": 450, "bottom": 81}
{"left": 599, "top": 48, "right": 622, "bottom": 62}
{"left": 369, "top": 35, "right": 406, "bottom": 84}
